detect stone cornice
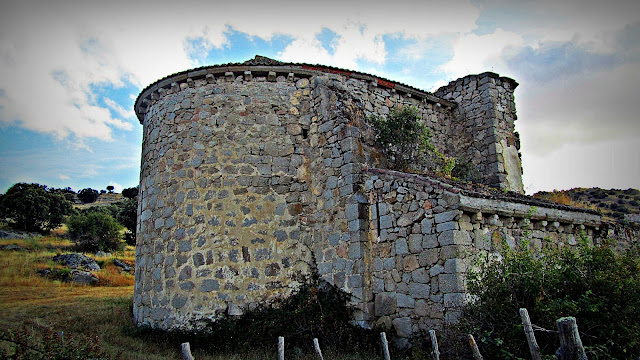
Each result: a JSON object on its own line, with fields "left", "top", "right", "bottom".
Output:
{"left": 134, "top": 56, "right": 457, "bottom": 123}
{"left": 364, "top": 168, "right": 601, "bottom": 221}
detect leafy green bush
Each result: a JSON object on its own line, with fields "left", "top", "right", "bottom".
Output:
{"left": 462, "top": 239, "right": 640, "bottom": 359}
{"left": 369, "top": 106, "right": 454, "bottom": 175}
{"left": 0, "top": 183, "right": 73, "bottom": 233}
{"left": 67, "top": 212, "right": 122, "bottom": 252}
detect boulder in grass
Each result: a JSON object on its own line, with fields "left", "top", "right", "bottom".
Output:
{"left": 69, "top": 269, "right": 99, "bottom": 285}
{"left": 52, "top": 253, "right": 100, "bottom": 271}
{"left": 113, "top": 258, "right": 133, "bottom": 272}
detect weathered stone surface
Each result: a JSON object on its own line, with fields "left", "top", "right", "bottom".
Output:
{"left": 438, "top": 230, "right": 471, "bottom": 246}
{"left": 375, "top": 293, "right": 397, "bottom": 316}
{"left": 392, "top": 317, "right": 413, "bottom": 337}
{"left": 69, "top": 270, "right": 99, "bottom": 285}
{"left": 132, "top": 58, "right": 626, "bottom": 342}
{"left": 53, "top": 253, "right": 100, "bottom": 271}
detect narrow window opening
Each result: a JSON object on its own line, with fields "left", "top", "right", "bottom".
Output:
{"left": 302, "top": 128, "right": 308, "bottom": 139}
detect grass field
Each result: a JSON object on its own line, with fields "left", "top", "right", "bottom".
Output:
{"left": 0, "top": 234, "right": 403, "bottom": 360}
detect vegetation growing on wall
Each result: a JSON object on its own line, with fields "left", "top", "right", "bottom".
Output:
{"left": 462, "top": 239, "right": 640, "bottom": 359}
{"left": 368, "top": 106, "right": 454, "bottom": 176}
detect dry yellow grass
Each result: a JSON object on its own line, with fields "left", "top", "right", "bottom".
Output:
{"left": 0, "top": 236, "right": 385, "bottom": 359}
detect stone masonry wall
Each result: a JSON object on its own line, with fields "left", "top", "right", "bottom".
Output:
{"left": 134, "top": 73, "right": 317, "bottom": 329}
{"left": 435, "top": 73, "right": 523, "bottom": 192}
{"left": 134, "top": 59, "right": 638, "bottom": 341}
{"left": 357, "top": 168, "right": 636, "bottom": 345}
{"left": 133, "top": 59, "right": 558, "bottom": 336}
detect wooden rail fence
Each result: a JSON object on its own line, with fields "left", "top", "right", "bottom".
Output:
{"left": 179, "top": 309, "right": 590, "bottom": 360}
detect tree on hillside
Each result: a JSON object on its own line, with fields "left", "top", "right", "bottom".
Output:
{"left": 77, "top": 188, "right": 99, "bottom": 203}
{"left": 68, "top": 212, "right": 122, "bottom": 252}
{"left": 117, "top": 197, "right": 138, "bottom": 245}
{"left": 106, "top": 185, "right": 114, "bottom": 193}
{"left": 121, "top": 186, "right": 138, "bottom": 199}
{"left": 50, "top": 187, "right": 77, "bottom": 203}
{"left": 0, "top": 183, "right": 73, "bottom": 232}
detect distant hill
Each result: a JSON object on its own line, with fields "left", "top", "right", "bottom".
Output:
{"left": 534, "top": 187, "right": 640, "bottom": 222}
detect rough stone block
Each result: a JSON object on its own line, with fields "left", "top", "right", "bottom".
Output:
{"left": 200, "top": 279, "right": 220, "bottom": 292}
{"left": 420, "top": 217, "right": 433, "bottom": 234}
{"left": 379, "top": 215, "right": 393, "bottom": 229}
{"left": 438, "top": 273, "right": 465, "bottom": 293}
{"left": 396, "top": 238, "right": 409, "bottom": 255}
{"left": 444, "top": 258, "right": 467, "bottom": 273}
{"left": 408, "top": 234, "right": 422, "bottom": 253}
{"left": 392, "top": 317, "right": 413, "bottom": 338}
{"left": 397, "top": 293, "right": 415, "bottom": 308}
{"left": 375, "top": 293, "right": 397, "bottom": 316}
{"left": 438, "top": 230, "right": 471, "bottom": 246}
{"left": 434, "top": 210, "right": 459, "bottom": 224}
{"left": 411, "top": 268, "right": 429, "bottom": 283}
{"left": 429, "top": 264, "right": 444, "bottom": 277}
{"left": 436, "top": 221, "right": 459, "bottom": 232}
{"left": 409, "top": 283, "right": 430, "bottom": 298}
{"left": 397, "top": 213, "right": 413, "bottom": 227}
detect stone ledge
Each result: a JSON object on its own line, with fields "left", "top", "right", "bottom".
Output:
{"left": 456, "top": 193, "right": 602, "bottom": 225}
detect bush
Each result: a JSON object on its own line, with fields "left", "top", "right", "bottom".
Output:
{"left": 462, "top": 240, "right": 640, "bottom": 359}
{"left": 0, "top": 183, "right": 73, "bottom": 233}
{"left": 117, "top": 198, "right": 137, "bottom": 246}
{"left": 369, "top": 106, "right": 454, "bottom": 175}
{"left": 121, "top": 186, "right": 138, "bottom": 199}
{"left": 77, "top": 188, "right": 99, "bottom": 204}
{"left": 77, "top": 204, "right": 120, "bottom": 219}
{"left": 67, "top": 212, "right": 122, "bottom": 252}
{"left": 131, "top": 278, "right": 379, "bottom": 355}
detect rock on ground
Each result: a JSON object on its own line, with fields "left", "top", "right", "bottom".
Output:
{"left": 52, "top": 253, "right": 100, "bottom": 271}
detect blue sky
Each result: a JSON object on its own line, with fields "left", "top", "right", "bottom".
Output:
{"left": 1, "top": 0, "right": 639, "bottom": 194}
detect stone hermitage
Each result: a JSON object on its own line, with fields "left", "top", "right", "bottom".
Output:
{"left": 133, "top": 56, "right": 637, "bottom": 343}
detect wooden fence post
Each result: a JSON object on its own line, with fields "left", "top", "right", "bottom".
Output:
{"left": 429, "top": 330, "right": 440, "bottom": 360}
{"left": 556, "top": 317, "right": 588, "bottom": 360}
{"left": 380, "top": 332, "right": 391, "bottom": 360}
{"left": 313, "top": 338, "right": 324, "bottom": 360}
{"left": 468, "top": 334, "right": 483, "bottom": 360}
{"left": 278, "top": 336, "right": 285, "bottom": 360}
{"left": 520, "top": 308, "right": 541, "bottom": 360}
{"left": 181, "top": 342, "right": 194, "bottom": 360}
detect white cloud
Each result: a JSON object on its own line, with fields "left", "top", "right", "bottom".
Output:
{"left": 58, "top": 174, "right": 70, "bottom": 180}
{"left": 104, "top": 98, "right": 135, "bottom": 129}
{"left": 0, "top": 0, "right": 481, "bottom": 146}
{"left": 440, "top": 28, "right": 523, "bottom": 78}
{"left": 517, "top": 61, "right": 640, "bottom": 155}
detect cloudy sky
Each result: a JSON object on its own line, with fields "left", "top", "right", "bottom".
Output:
{"left": 1, "top": 0, "right": 639, "bottom": 194}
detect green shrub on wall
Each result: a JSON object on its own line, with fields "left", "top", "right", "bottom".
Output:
{"left": 462, "top": 239, "right": 640, "bottom": 359}
{"left": 369, "top": 106, "right": 454, "bottom": 176}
